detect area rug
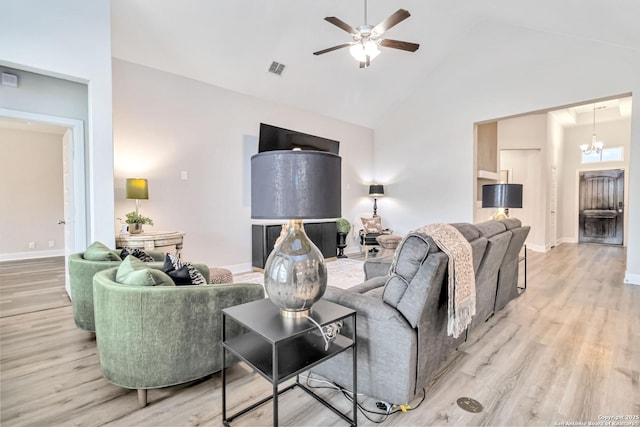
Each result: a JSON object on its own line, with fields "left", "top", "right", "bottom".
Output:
{"left": 233, "top": 257, "right": 366, "bottom": 290}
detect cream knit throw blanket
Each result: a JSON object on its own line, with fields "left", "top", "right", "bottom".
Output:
{"left": 416, "top": 223, "right": 476, "bottom": 338}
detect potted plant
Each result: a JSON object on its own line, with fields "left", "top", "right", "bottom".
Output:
{"left": 336, "top": 218, "right": 351, "bottom": 258}
{"left": 125, "top": 211, "right": 154, "bottom": 234}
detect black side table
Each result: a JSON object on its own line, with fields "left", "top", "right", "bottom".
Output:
{"left": 518, "top": 244, "right": 527, "bottom": 291}
{"left": 222, "top": 298, "right": 357, "bottom": 426}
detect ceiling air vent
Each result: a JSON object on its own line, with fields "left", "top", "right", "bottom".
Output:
{"left": 268, "top": 61, "right": 285, "bottom": 76}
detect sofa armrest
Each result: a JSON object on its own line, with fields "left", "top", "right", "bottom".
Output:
{"left": 363, "top": 255, "right": 393, "bottom": 280}
{"left": 314, "top": 286, "right": 418, "bottom": 404}
{"left": 339, "top": 276, "right": 387, "bottom": 295}
{"left": 148, "top": 250, "right": 166, "bottom": 261}
{"left": 323, "top": 285, "right": 406, "bottom": 323}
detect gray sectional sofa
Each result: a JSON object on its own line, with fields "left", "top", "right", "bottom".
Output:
{"left": 312, "top": 219, "right": 529, "bottom": 405}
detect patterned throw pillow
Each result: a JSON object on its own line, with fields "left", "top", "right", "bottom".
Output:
{"left": 120, "top": 247, "right": 155, "bottom": 262}
{"left": 361, "top": 217, "right": 383, "bottom": 234}
{"left": 162, "top": 253, "right": 207, "bottom": 285}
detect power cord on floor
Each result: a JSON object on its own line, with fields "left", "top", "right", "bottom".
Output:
{"left": 300, "top": 373, "right": 426, "bottom": 423}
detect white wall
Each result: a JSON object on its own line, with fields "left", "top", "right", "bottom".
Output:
{"left": 0, "top": 0, "right": 114, "bottom": 248}
{"left": 498, "top": 114, "right": 547, "bottom": 251}
{"left": 560, "top": 118, "right": 631, "bottom": 244}
{"left": 499, "top": 150, "right": 544, "bottom": 250}
{"left": 0, "top": 128, "right": 64, "bottom": 256}
{"left": 113, "top": 59, "right": 374, "bottom": 270}
{"left": 0, "top": 66, "right": 89, "bottom": 122}
{"left": 373, "top": 21, "right": 640, "bottom": 284}
{"left": 547, "top": 111, "right": 565, "bottom": 248}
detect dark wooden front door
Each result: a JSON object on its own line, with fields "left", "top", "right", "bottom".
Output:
{"left": 578, "top": 169, "right": 624, "bottom": 245}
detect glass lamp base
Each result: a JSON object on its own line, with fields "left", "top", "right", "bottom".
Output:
{"left": 263, "top": 220, "right": 327, "bottom": 318}
{"left": 491, "top": 208, "right": 509, "bottom": 220}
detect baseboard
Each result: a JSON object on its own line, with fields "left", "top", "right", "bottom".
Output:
{"left": 624, "top": 272, "right": 640, "bottom": 286}
{"left": 0, "top": 249, "right": 65, "bottom": 262}
{"left": 557, "top": 237, "right": 578, "bottom": 244}
{"left": 525, "top": 244, "right": 546, "bottom": 253}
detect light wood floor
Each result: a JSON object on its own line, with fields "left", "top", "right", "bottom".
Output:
{"left": 1, "top": 244, "right": 638, "bottom": 426}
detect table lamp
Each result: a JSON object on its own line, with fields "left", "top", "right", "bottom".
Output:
{"left": 482, "top": 183, "right": 523, "bottom": 220}
{"left": 368, "top": 184, "right": 384, "bottom": 217}
{"left": 251, "top": 149, "right": 341, "bottom": 318}
{"left": 126, "top": 178, "right": 149, "bottom": 215}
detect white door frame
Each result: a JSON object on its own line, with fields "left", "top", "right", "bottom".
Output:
{"left": 0, "top": 108, "right": 87, "bottom": 267}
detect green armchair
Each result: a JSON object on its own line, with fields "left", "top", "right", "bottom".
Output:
{"left": 68, "top": 249, "right": 169, "bottom": 332}
{"left": 69, "top": 241, "right": 215, "bottom": 332}
{"left": 92, "top": 266, "right": 265, "bottom": 407}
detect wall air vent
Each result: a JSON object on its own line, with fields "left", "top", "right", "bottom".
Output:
{"left": 268, "top": 61, "right": 286, "bottom": 76}
{"left": 2, "top": 72, "right": 18, "bottom": 88}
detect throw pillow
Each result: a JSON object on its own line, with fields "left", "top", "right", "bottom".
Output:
{"left": 83, "top": 241, "right": 121, "bottom": 261}
{"left": 361, "top": 217, "right": 383, "bottom": 234}
{"left": 116, "top": 255, "right": 174, "bottom": 286}
{"left": 165, "top": 265, "right": 193, "bottom": 286}
{"left": 120, "top": 247, "right": 155, "bottom": 262}
{"left": 162, "top": 253, "right": 207, "bottom": 285}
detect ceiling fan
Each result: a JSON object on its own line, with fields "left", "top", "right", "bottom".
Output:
{"left": 313, "top": 0, "right": 420, "bottom": 68}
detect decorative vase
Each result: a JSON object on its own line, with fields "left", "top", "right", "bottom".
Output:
{"left": 128, "top": 223, "right": 143, "bottom": 234}
{"left": 336, "top": 232, "right": 348, "bottom": 258}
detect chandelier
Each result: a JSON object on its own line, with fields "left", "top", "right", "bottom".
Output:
{"left": 580, "top": 104, "right": 604, "bottom": 154}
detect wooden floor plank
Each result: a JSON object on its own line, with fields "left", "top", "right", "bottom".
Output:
{"left": 1, "top": 245, "right": 639, "bottom": 426}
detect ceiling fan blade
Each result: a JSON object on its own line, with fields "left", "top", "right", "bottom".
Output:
{"left": 324, "top": 17, "right": 359, "bottom": 36}
{"left": 313, "top": 43, "right": 352, "bottom": 56}
{"left": 380, "top": 39, "right": 420, "bottom": 52}
{"left": 372, "top": 9, "right": 411, "bottom": 35}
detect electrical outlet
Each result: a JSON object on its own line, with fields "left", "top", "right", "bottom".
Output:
{"left": 48, "top": 240, "right": 55, "bottom": 248}
{"left": 28, "top": 242, "right": 36, "bottom": 249}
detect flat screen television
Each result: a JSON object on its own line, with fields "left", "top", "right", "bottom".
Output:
{"left": 258, "top": 123, "right": 340, "bottom": 154}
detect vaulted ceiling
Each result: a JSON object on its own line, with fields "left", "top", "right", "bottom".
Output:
{"left": 110, "top": 0, "right": 640, "bottom": 128}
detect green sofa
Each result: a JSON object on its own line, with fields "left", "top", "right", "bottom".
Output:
{"left": 93, "top": 266, "right": 265, "bottom": 407}
{"left": 69, "top": 250, "right": 183, "bottom": 332}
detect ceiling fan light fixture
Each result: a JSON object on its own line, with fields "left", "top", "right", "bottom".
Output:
{"left": 349, "top": 40, "right": 380, "bottom": 62}
{"left": 315, "top": 3, "right": 418, "bottom": 68}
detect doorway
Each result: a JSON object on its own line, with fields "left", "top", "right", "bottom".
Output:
{"left": 0, "top": 108, "right": 86, "bottom": 293}
{"left": 578, "top": 169, "right": 624, "bottom": 245}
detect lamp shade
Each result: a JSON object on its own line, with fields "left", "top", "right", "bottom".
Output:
{"left": 251, "top": 150, "right": 341, "bottom": 219}
{"left": 126, "top": 178, "right": 148, "bottom": 200}
{"left": 482, "top": 184, "right": 523, "bottom": 208}
{"left": 369, "top": 184, "right": 384, "bottom": 197}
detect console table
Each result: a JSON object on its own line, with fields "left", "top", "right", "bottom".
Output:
{"left": 222, "top": 299, "right": 357, "bottom": 426}
{"left": 115, "top": 231, "right": 185, "bottom": 257}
